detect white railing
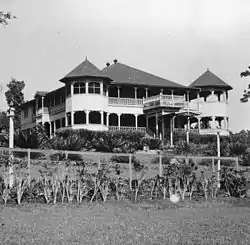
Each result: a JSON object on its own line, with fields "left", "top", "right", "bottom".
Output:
{"left": 143, "top": 94, "right": 185, "bottom": 104}
{"left": 36, "top": 107, "right": 49, "bottom": 116}
{"left": 143, "top": 94, "right": 186, "bottom": 109}
{"left": 172, "top": 128, "right": 230, "bottom": 136}
{"left": 109, "top": 126, "right": 146, "bottom": 133}
{"left": 108, "top": 97, "right": 143, "bottom": 106}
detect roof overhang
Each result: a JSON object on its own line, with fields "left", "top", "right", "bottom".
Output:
{"left": 59, "top": 75, "right": 113, "bottom": 83}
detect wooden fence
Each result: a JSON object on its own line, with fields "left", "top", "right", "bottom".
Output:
{"left": 0, "top": 147, "right": 239, "bottom": 188}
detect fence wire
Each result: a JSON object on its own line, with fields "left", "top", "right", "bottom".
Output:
{"left": 0, "top": 147, "right": 239, "bottom": 185}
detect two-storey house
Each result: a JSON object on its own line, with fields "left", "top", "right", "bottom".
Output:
{"left": 20, "top": 58, "right": 232, "bottom": 144}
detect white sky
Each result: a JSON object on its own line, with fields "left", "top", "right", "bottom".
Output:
{"left": 0, "top": 0, "right": 250, "bottom": 132}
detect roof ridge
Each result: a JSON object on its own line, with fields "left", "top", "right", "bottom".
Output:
{"left": 102, "top": 62, "right": 186, "bottom": 87}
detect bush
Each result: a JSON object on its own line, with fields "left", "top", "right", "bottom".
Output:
{"left": 148, "top": 138, "right": 162, "bottom": 150}
{"left": 111, "top": 155, "right": 138, "bottom": 164}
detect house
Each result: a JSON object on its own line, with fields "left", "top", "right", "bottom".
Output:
{"left": 20, "top": 58, "right": 232, "bottom": 144}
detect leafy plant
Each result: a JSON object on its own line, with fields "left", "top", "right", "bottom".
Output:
{"left": 220, "top": 167, "right": 248, "bottom": 197}
{"left": 14, "top": 167, "right": 29, "bottom": 205}
{"left": 92, "top": 131, "right": 126, "bottom": 152}
{"left": 174, "top": 141, "right": 197, "bottom": 156}
{"left": 90, "top": 164, "right": 111, "bottom": 203}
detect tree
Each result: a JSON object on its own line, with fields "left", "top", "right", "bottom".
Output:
{"left": 240, "top": 66, "right": 250, "bottom": 103}
{"left": 0, "top": 111, "right": 8, "bottom": 132}
{"left": 5, "top": 78, "right": 25, "bottom": 129}
{"left": 0, "top": 12, "right": 16, "bottom": 26}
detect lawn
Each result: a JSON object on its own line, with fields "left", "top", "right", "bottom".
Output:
{"left": 1, "top": 198, "right": 250, "bottom": 245}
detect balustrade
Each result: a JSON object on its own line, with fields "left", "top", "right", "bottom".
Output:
{"left": 108, "top": 97, "right": 143, "bottom": 106}
{"left": 109, "top": 126, "right": 146, "bottom": 132}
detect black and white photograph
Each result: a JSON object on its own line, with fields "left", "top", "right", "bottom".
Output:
{"left": 0, "top": 0, "right": 250, "bottom": 244}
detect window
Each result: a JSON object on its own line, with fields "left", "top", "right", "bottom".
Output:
{"left": 24, "top": 108, "right": 29, "bottom": 118}
{"left": 74, "top": 82, "right": 86, "bottom": 94}
{"left": 88, "top": 82, "right": 100, "bottom": 94}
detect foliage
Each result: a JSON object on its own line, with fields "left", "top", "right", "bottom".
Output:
{"left": 0, "top": 12, "right": 16, "bottom": 26}
{"left": 92, "top": 131, "right": 126, "bottom": 152}
{"left": 0, "top": 111, "right": 8, "bottom": 132}
{"left": 51, "top": 129, "right": 94, "bottom": 152}
{"left": 240, "top": 66, "right": 250, "bottom": 102}
{"left": 220, "top": 167, "right": 248, "bottom": 197}
{"left": 5, "top": 78, "right": 25, "bottom": 129}
{"left": 15, "top": 125, "right": 49, "bottom": 149}
{"left": 110, "top": 155, "right": 138, "bottom": 164}
{"left": 173, "top": 141, "right": 197, "bottom": 155}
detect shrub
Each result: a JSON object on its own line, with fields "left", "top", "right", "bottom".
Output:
{"left": 14, "top": 125, "right": 49, "bottom": 149}
{"left": 111, "top": 155, "right": 138, "bottom": 164}
{"left": 173, "top": 141, "right": 197, "bottom": 155}
{"left": 148, "top": 138, "right": 162, "bottom": 150}
{"left": 220, "top": 167, "right": 248, "bottom": 197}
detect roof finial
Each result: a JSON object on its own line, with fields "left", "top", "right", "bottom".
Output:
{"left": 207, "top": 68, "right": 209, "bottom": 71}
{"left": 85, "top": 56, "right": 88, "bottom": 61}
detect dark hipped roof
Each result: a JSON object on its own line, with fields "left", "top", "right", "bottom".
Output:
{"left": 60, "top": 58, "right": 112, "bottom": 82}
{"left": 190, "top": 69, "right": 233, "bottom": 90}
{"left": 102, "top": 62, "right": 187, "bottom": 89}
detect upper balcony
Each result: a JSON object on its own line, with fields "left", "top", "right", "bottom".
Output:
{"left": 143, "top": 94, "right": 186, "bottom": 110}
{"left": 108, "top": 97, "right": 143, "bottom": 107}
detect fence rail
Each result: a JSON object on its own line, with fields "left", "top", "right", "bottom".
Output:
{"left": 0, "top": 147, "right": 239, "bottom": 188}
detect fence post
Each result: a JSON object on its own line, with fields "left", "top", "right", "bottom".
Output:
{"left": 235, "top": 157, "right": 239, "bottom": 171}
{"left": 27, "top": 148, "right": 31, "bottom": 187}
{"left": 217, "top": 157, "right": 221, "bottom": 189}
{"left": 159, "top": 154, "right": 162, "bottom": 177}
{"left": 129, "top": 154, "right": 133, "bottom": 190}
{"left": 212, "top": 158, "right": 215, "bottom": 172}
{"left": 98, "top": 152, "right": 101, "bottom": 169}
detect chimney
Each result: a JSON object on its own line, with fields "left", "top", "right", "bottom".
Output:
{"left": 106, "top": 62, "right": 110, "bottom": 67}
{"left": 113, "top": 59, "right": 118, "bottom": 64}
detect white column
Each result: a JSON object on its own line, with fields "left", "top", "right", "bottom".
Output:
{"left": 71, "top": 111, "right": 74, "bottom": 125}
{"left": 49, "top": 122, "right": 52, "bottom": 137}
{"left": 86, "top": 110, "right": 89, "bottom": 124}
{"left": 101, "top": 111, "right": 104, "bottom": 125}
{"left": 106, "top": 86, "right": 109, "bottom": 97}
{"left": 118, "top": 113, "right": 121, "bottom": 129}
{"left": 145, "top": 88, "right": 148, "bottom": 98}
{"left": 170, "top": 118, "right": 173, "bottom": 147}
{"left": 211, "top": 90, "right": 215, "bottom": 101}
{"left": 65, "top": 113, "right": 68, "bottom": 127}
{"left": 197, "top": 117, "right": 201, "bottom": 131}
{"left": 86, "top": 81, "right": 89, "bottom": 94}
{"left": 186, "top": 117, "right": 190, "bottom": 144}
{"left": 117, "top": 86, "right": 120, "bottom": 98}
{"left": 107, "top": 113, "right": 110, "bottom": 126}
{"left": 100, "top": 82, "right": 103, "bottom": 95}
{"left": 156, "top": 113, "right": 159, "bottom": 137}
{"left": 197, "top": 92, "right": 200, "bottom": 111}
{"left": 135, "top": 114, "right": 138, "bottom": 129}
{"left": 53, "top": 121, "right": 56, "bottom": 132}
{"left": 70, "top": 83, "right": 74, "bottom": 96}
{"left": 134, "top": 87, "right": 138, "bottom": 99}
{"left": 41, "top": 96, "right": 44, "bottom": 125}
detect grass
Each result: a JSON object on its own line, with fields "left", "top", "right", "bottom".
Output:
{"left": 0, "top": 198, "right": 250, "bottom": 244}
